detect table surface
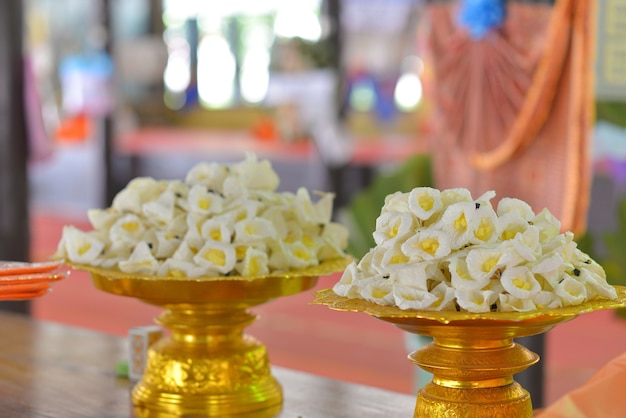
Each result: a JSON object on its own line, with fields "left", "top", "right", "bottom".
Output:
{"left": 0, "top": 311, "right": 416, "bottom": 417}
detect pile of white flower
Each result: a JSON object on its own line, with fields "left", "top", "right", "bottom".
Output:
{"left": 333, "top": 187, "right": 617, "bottom": 313}
{"left": 56, "top": 154, "right": 348, "bottom": 279}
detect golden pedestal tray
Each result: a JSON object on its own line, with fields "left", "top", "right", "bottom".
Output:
{"left": 314, "top": 286, "right": 626, "bottom": 418}
{"left": 72, "top": 258, "right": 348, "bottom": 417}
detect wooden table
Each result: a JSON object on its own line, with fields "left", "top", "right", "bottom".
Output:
{"left": 0, "top": 311, "right": 416, "bottom": 417}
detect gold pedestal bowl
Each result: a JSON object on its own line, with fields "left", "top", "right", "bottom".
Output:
{"left": 72, "top": 258, "right": 348, "bottom": 417}
{"left": 314, "top": 286, "right": 626, "bottom": 418}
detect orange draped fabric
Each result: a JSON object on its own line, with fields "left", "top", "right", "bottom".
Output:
{"left": 428, "top": 0, "right": 594, "bottom": 234}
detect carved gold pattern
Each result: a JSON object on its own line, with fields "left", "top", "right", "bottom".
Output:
{"left": 314, "top": 286, "right": 626, "bottom": 418}
{"left": 71, "top": 257, "right": 350, "bottom": 417}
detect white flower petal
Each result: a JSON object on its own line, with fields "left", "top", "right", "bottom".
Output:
{"left": 193, "top": 240, "right": 237, "bottom": 275}
{"left": 455, "top": 288, "right": 498, "bottom": 313}
{"left": 465, "top": 247, "right": 508, "bottom": 282}
{"left": 498, "top": 294, "right": 537, "bottom": 312}
{"left": 449, "top": 256, "right": 490, "bottom": 290}
{"left": 408, "top": 187, "right": 443, "bottom": 222}
{"left": 360, "top": 281, "right": 395, "bottom": 306}
{"left": 401, "top": 230, "right": 451, "bottom": 261}
{"left": 188, "top": 184, "right": 224, "bottom": 215}
{"left": 500, "top": 266, "right": 541, "bottom": 298}
{"left": 373, "top": 211, "right": 415, "bottom": 247}
{"left": 555, "top": 275, "right": 587, "bottom": 306}
{"left": 440, "top": 188, "right": 473, "bottom": 206}
{"left": 496, "top": 197, "right": 535, "bottom": 221}
{"left": 392, "top": 284, "right": 438, "bottom": 310}
{"left": 119, "top": 242, "right": 160, "bottom": 275}
{"left": 61, "top": 226, "right": 106, "bottom": 264}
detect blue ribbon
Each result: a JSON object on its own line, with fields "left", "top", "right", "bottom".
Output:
{"left": 457, "top": 0, "right": 506, "bottom": 40}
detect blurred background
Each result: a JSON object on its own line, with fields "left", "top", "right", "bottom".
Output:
{"left": 2, "top": 0, "right": 626, "bottom": 410}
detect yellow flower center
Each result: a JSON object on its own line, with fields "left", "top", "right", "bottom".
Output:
{"left": 389, "top": 254, "right": 409, "bottom": 264}
{"left": 122, "top": 222, "right": 139, "bottom": 233}
{"left": 387, "top": 220, "right": 400, "bottom": 239}
{"left": 482, "top": 256, "right": 499, "bottom": 273}
{"left": 474, "top": 218, "right": 495, "bottom": 241}
{"left": 419, "top": 238, "right": 439, "bottom": 256}
{"left": 204, "top": 248, "right": 226, "bottom": 266}
{"left": 302, "top": 234, "right": 315, "bottom": 248}
{"left": 198, "top": 197, "right": 211, "bottom": 211}
{"left": 502, "top": 225, "right": 524, "bottom": 240}
{"left": 248, "top": 257, "right": 260, "bottom": 276}
{"left": 419, "top": 195, "right": 434, "bottom": 211}
{"left": 293, "top": 247, "right": 311, "bottom": 261}
{"left": 454, "top": 213, "right": 467, "bottom": 232}
{"left": 512, "top": 277, "right": 532, "bottom": 290}
{"left": 77, "top": 243, "right": 91, "bottom": 256}
{"left": 168, "top": 269, "right": 185, "bottom": 278}
{"left": 372, "top": 288, "right": 389, "bottom": 299}
{"left": 209, "top": 228, "right": 222, "bottom": 241}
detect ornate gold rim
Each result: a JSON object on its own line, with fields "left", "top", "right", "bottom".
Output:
{"left": 313, "top": 286, "right": 626, "bottom": 324}
{"left": 66, "top": 257, "right": 351, "bottom": 283}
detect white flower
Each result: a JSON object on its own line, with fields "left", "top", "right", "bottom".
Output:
{"left": 142, "top": 189, "right": 176, "bottom": 228}
{"left": 171, "top": 240, "right": 198, "bottom": 262}
{"left": 60, "top": 226, "right": 106, "bottom": 264}
{"left": 109, "top": 214, "right": 146, "bottom": 245}
{"left": 429, "top": 282, "right": 457, "bottom": 311}
{"left": 532, "top": 208, "right": 561, "bottom": 243}
{"left": 455, "top": 288, "right": 498, "bottom": 313}
{"left": 498, "top": 294, "right": 537, "bottom": 312}
{"left": 381, "top": 191, "right": 411, "bottom": 214}
{"left": 449, "top": 255, "right": 490, "bottom": 290}
{"left": 333, "top": 262, "right": 363, "bottom": 298}
{"left": 555, "top": 275, "right": 587, "bottom": 306}
{"left": 469, "top": 204, "right": 500, "bottom": 244}
{"left": 193, "top": 240, "right": 237, "bottom": 275}
{"left": 465, "top": 247, "right": 509, "bottom": 282}
{"left": 533, "top": 290, "right": 563, "bottom": 309}
{"left": 236, "top": 247, "right": 270, "bottom": 276}
{"left": 373, "top": 211, "right": 415, "bottom": 247}
{"left": 379, "top": 245, "right": 412, "bottom": 269}
{"left": 506, "top": 225, "right": 542, "bottom": 263}
{"left": 119, "top": 241, "right": 160, "bottom": 275}
{"left": 408, "top": 187, "right": 443, "bottom": 222}
{"left": 498, "top": 211, "right": 530, "bottom": 241}
{"left": 235, "top": 217, "right": 276, "bottom": 244}
{"left": 200, "top": 217, "right": 233, "bottom": 243}
{"left": 357, "top": 247, "right": 387, "bottom": 275}
{"left": 150, "top": 231, "right": 182, "bottom": 259}
{"left": 531, "top": 253, "right": 568, "bottom": 289}
{"left": 87, "top": 208, "right": 121, "bottom": 231}
{"left": 440, "top": 188, "right": 473, "bottom": 207}
{"left": 318, "top": 222, "right": 350, "bottom": 260}
{"left": 112, "top": 177, "right": 163, "bottom": 214}
{"left": 401, "top": 230, "right": 451, "bottom": 261}
{"left": 185, "top": 162, "right": 229, "bottom": 190}
{"left": 282, "top": 241, "right": 318, "bottom": 269}
{"left": 360, "top": 281, "right": 395, "bottom": 306}
{"left": 230, "top": 153, "right": 280, "bottom": 191}
{"left": 157, "top": 258, "right": 208, "bottom": 278}
{"left": 188, "top": 184, "right": 224, "bottom": 216}
{"left": 500, "top": 266, "right": 541, "bottom": 299}
{"left": 496, "top": 197, "right": 535, "bottom": 221}
{"left": 292, "top": 188, "right": 317, "bottom": 225}
{"left": 388, "top": 262, "right": 432, "bottom": 290}
{"left": 392, "top": 284, "right": 439, "bottom": 310}
{"left": 577, "top": 268, "right": 617, "bottom": 300}
{"left": 437, "top": 201, "right": 476, "bottom": 249}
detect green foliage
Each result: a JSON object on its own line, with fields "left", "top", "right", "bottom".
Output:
{"left": 600, "top": 198, "right": 626, "bottom": 319}
{"left": 343, "top": 154, "right": 434, "bottom": 259}
{"left": 596, "top": 101, "right": 626, "bottom": 128}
